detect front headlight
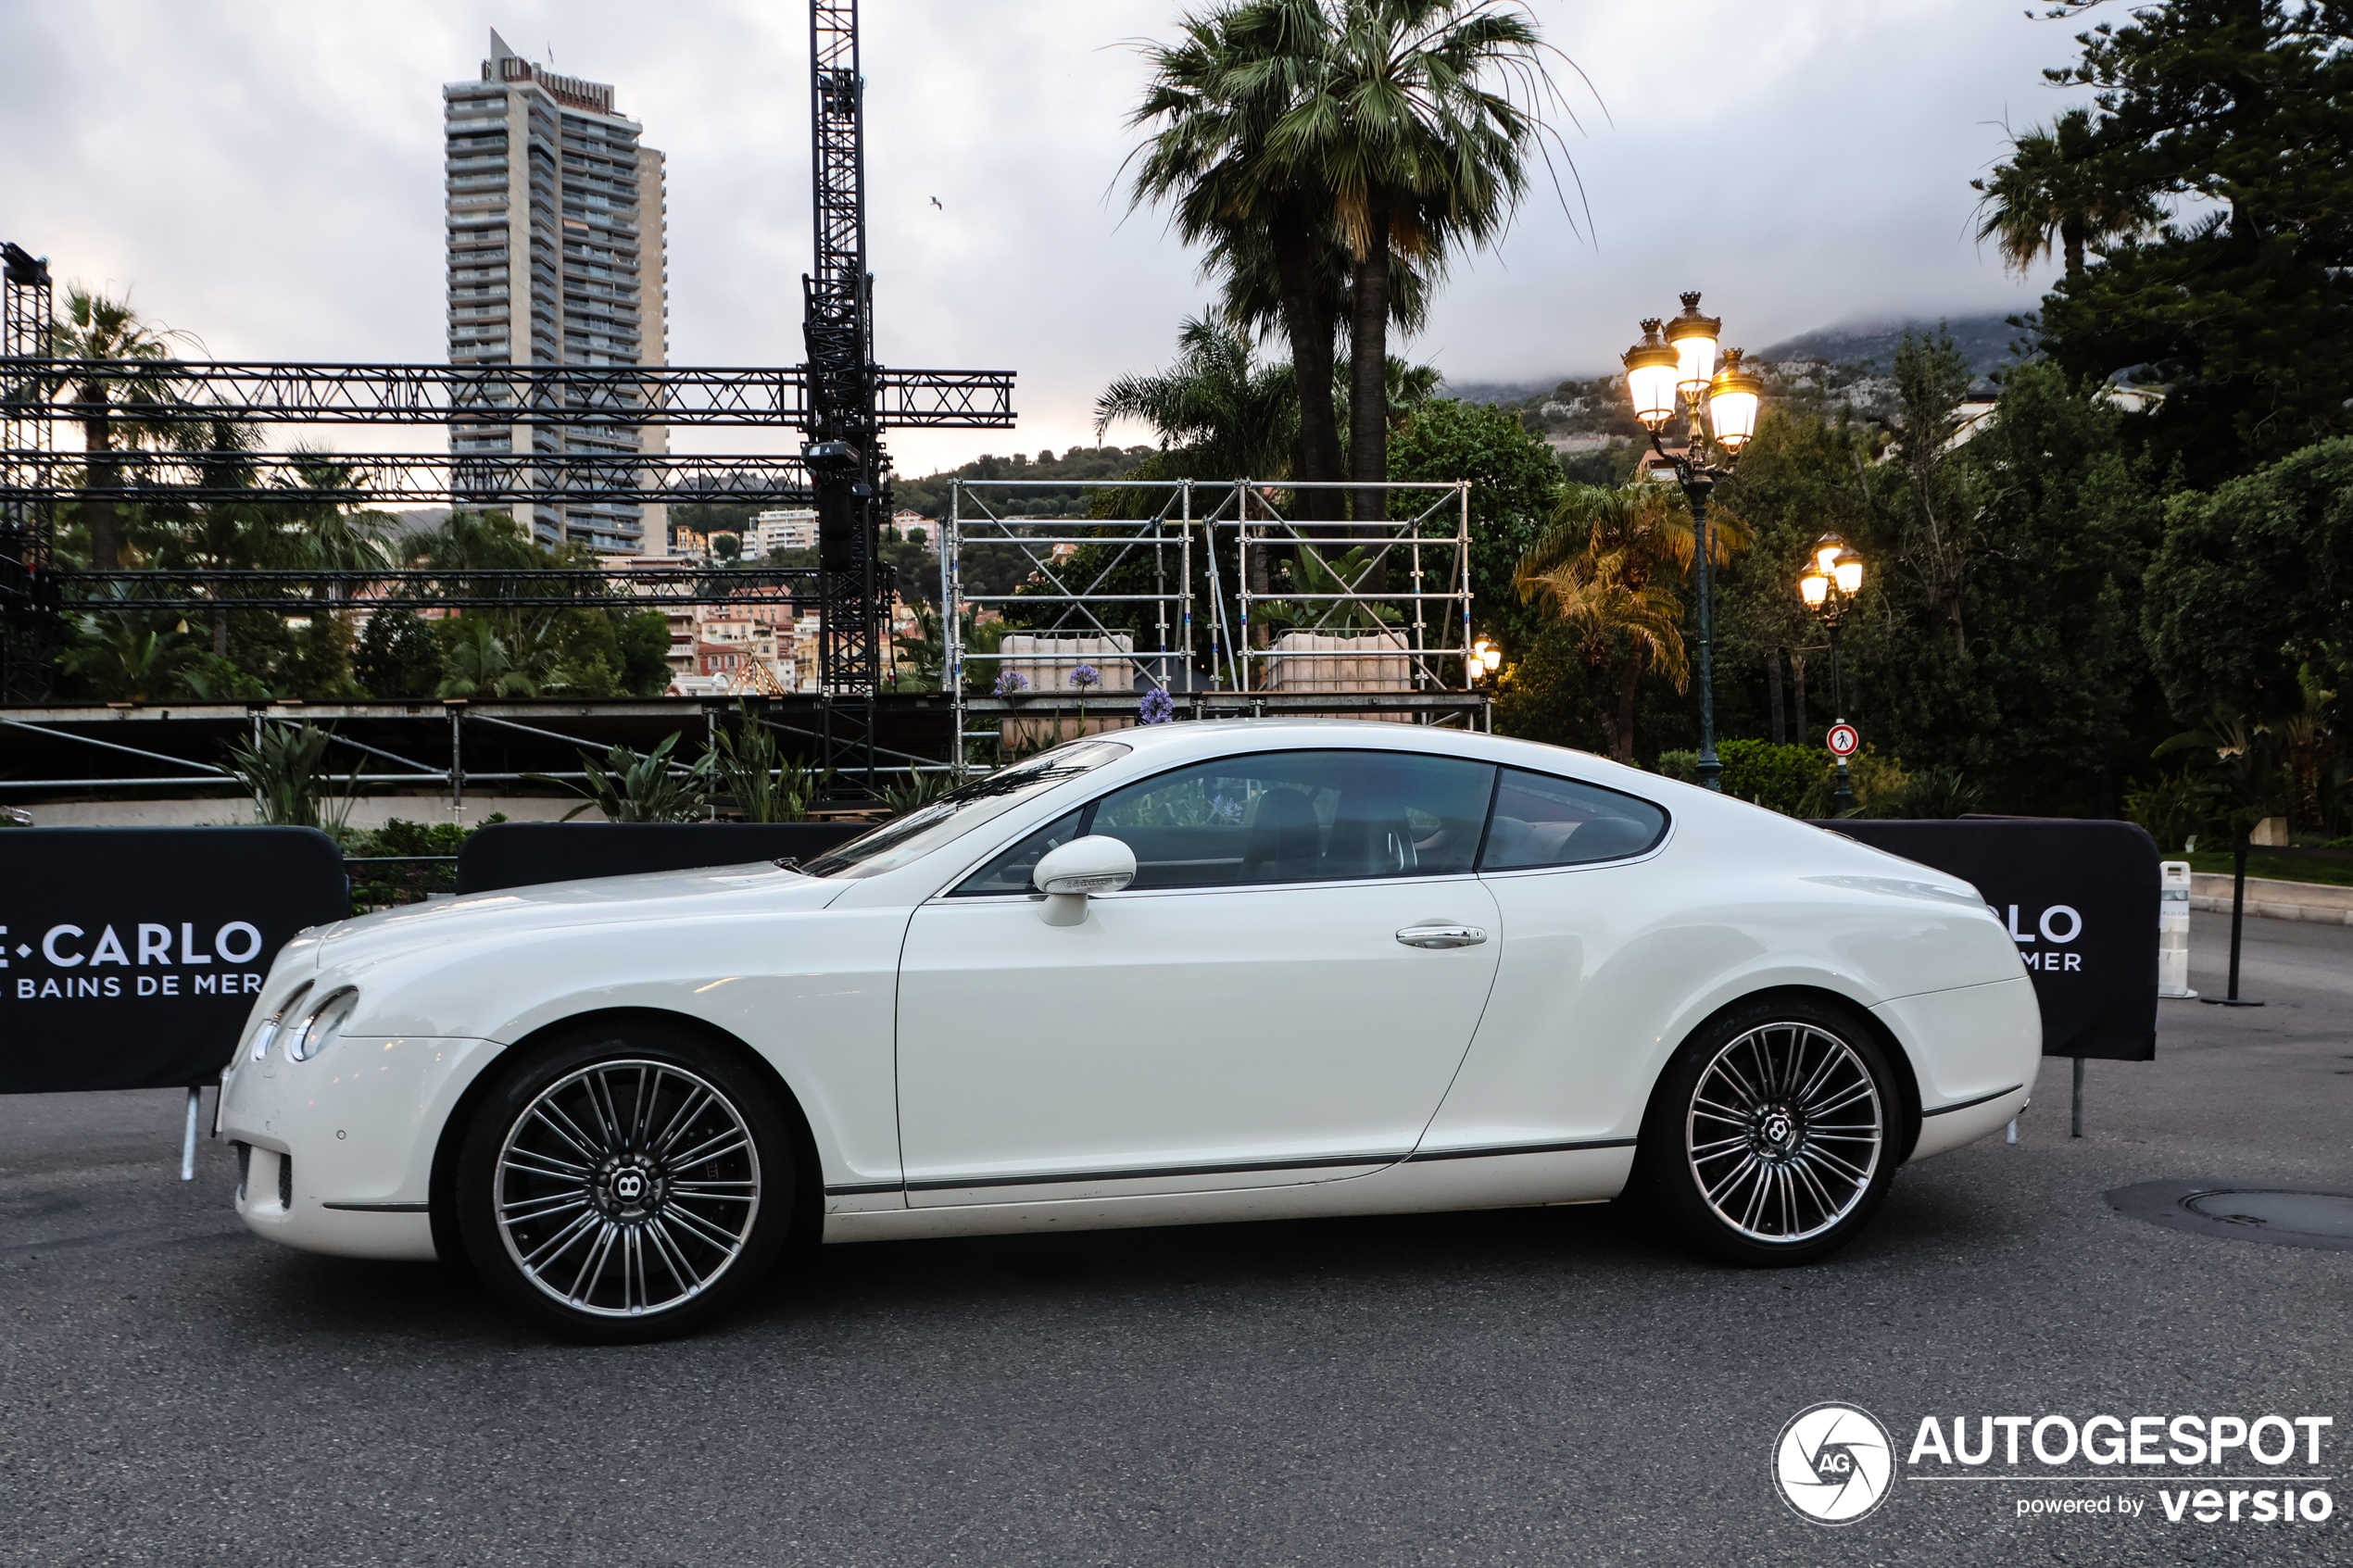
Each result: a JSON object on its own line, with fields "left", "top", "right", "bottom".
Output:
{"left": 289, "top": 988, "right": 360, "bottom": 1062}
{"left": 249, "top": 983, "right": 312, "bottom": 1062}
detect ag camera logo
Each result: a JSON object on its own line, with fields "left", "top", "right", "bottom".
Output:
{"left": 1776, "top": 1402, "right": 1895, "bottom": 1524}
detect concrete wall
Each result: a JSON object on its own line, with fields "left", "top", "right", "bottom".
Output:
{"left": 11, "top": 795, "right": 609, "bottom": 830}
{"left": 2189, "top": 872, "right": 2353, "bottom": 926}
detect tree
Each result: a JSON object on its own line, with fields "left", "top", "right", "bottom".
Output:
{"left": 1517, "top": 544, "right": 1688, "bottom": 765}
{"left": 1263, "top": 0, "right": 1565, "bottom": 521}
{"left": 2143, "top": 435, "right": 2353, "bottom": 723}
{"left": 1093, "top": 316, "right": 1302, "bottom": 481}
{"left": 1510, "top": 483, "right": 1738, "bottom": 765}
{"left": 46, "top": 286, "right": 189, "bottom": 570}
{"left": 2031, "top": 0, "right": 2353, "bottom": 482}
{"left": 354, "top": 607, "right": 443, "bottom": 698}
{"left": 1970, "top": 107, "right": 2158, "bottom": 278}
{"left": 1385, "top": 396, "right": 1561, "bottom": 651}
{"left": 1125, "top": 4, "right": 1352, "bottom": 518}
{"left": 1126, "top": 1, "right": 1579, "bottom": 522}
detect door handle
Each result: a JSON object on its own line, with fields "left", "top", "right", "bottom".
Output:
{"left": 1396, "top": 923, "right": 1488, "bottom": 949}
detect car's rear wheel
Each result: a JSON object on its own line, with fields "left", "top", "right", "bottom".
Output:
{"left": 1635, "top": 997, "right": 1897, "bottom": 1266}
{"left": 454, "top": 1024, "right": 795, "bottom": 1342}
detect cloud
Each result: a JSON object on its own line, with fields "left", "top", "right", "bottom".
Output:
{"left": 0, "top": 0, "right": 2088, "bottom": 473}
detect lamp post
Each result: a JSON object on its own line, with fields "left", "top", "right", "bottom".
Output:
{"left": 1798, "top": 533, "right": 1865, "bottom": 813}
{"left": 1623, "top": 293, "right": 1761, "bottom": 792}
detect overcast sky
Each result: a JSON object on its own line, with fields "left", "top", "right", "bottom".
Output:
{"left": 0, "top": 1, "right": 2093, "bottom": 473}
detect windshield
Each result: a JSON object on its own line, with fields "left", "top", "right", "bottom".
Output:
{"left": 800, "top": 740, "right": 1132, "bottom": 880}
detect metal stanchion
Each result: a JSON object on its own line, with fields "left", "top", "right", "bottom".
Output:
{"left": 2201, "top": 839, "right": 2266, "bottom": 1007}
{"left": 2070, "top": 1058, "right": 2084, "bottom": 1139}
{"left": 180, "top": 1086, "right": 200, "bottom": 1181}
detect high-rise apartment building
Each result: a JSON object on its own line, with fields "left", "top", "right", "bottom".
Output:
{"left": 444, "top": 31, "right": 670, "bottom": 555}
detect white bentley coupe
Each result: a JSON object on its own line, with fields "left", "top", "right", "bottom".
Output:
{"left": 219, "top": 721, "right": 2038, "bottom": 1340}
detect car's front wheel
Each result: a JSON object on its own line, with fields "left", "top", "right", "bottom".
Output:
{"left": 453, "top": 1024, "right": 796, "bottom": 1342}
{"left": 1635, "top": 997, "right": 1897, "bottom": 1266}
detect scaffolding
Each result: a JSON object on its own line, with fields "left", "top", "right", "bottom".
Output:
{"left": 941, "top": 478, "right": 1483, "bottom": 779}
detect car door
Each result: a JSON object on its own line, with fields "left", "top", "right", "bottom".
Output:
{"left": 894, "top": 747, "right": 1504, "bottom": 1206}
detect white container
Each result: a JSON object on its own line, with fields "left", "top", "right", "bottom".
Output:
{"left": 2158, "top": 859, "right": 2196, "bottom": 999}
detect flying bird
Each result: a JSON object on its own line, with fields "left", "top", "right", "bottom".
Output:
{"left": 929, "top": 196, "right": 943, "bottom": 210}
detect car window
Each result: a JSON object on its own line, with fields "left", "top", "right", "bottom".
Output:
{"left": 949, "top": 809, "right": 1086, "bottom": 896}
{"left": 1479, "top": 767, "right": 1668, "bottom": 871}
{"left": 1078, "top": 749, "right": 1496, "bottom": 891}
{"left": 802, "top": 742, "right": 1128, "bottom": 881}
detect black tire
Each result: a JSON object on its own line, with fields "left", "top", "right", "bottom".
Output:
{"left": 452, "top": 1022, "right": 797, "bottom": 1343}
{"left": 1632, "top": 996, "right": 1898, "bottom": 1267}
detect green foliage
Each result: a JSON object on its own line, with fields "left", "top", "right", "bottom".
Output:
{"left": 1861, "top": 766, "right": 1983, "bottom": 821}
{"left": 530, "top": 733, "right": 711, "bottom": 824}
{"left": 436, "top": 617, "right": 543, "bottom": 698}
{"left": 2142, "top": 437, "right": 2353, "bottom": 724}
{"left": 2032, "top": 0, "right": 2353, "bottom": 483}
{"left": 354, "top": 607, "right": 443, "bottom": 698}
{"left": 1252, "top": 544, "right": 1403, "bottom": 634}
{"left": 57, "top": 608, "right": 191, "bottom": 702}
{"left": 2122, "top": 765, "right": 2216, "bottom": 853}
{"left": 878, "top": 771, "right": 956, "bottom": 818}
{"left": 893, "top": 445, "right": 1152, "bottom": 523}
{"left": 223, "top": 722, "right": 354, "bottom": 830}
{"left": 617, "top": 610, "right": 673, "bottom": 696}
{"left": 1712, "top": 740, "right": 1822, "bottom": 816}
{"left": 1385, "top": 397, "right": 1563, "bottom": 654}
{"left": 706, "top": 709, "right": 829, "bottom": 822}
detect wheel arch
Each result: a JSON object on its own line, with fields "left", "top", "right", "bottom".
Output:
{"left": 1632, "top": 984, "right": 1923, "bottom": 1168}
{"left": 426, "top": 1006, "right": 824, "bottom": 1268}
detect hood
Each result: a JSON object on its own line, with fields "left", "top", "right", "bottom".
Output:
{"left": 312, "top": 861, "right": 846, "bottom": 972}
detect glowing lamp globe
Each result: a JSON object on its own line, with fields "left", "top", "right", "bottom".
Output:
{"left": 1833, "top": 550, "right": 1864, "bottom": 595}
{"left": 1706, "top": 348, "right": 1762, "bottom": 452}
{"left": 1622, "top": 320, "right": 1681, "bottom": 430}
{"left": 1665, "top": 292, "right": 1721, "bottom": 398}
{"left": 1799, "top": 568, "right": 1830, "bottom": 608}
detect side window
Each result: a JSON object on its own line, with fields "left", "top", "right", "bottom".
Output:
{"left": 1479, "top": 768, "right": 1668, "bottom": 871}
{"left": 949, "top": 810, "right": 1085, "bottom": 896}
{"left": 1088, "top": 749, "right": 1495, "bottom": 890}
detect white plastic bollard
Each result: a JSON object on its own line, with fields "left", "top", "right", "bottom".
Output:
{"left": 2158, "top": 859, "right": 2197, "bottom": 999}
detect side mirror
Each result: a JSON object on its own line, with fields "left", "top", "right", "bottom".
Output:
{"left": 1031, "top": 834, "right": 1137, "bottom": 925}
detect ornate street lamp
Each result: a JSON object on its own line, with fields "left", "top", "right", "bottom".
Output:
{"left": 1799, "top": 533, "right": 1865, "bottom": 813}
{"left": 1623, "top": 293, "right": 1760, "bottom": 792}
{"left": 1469, "top": 636, "right": 1503, "bottom": 683}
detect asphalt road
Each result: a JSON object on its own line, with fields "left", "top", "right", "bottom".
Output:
{"left": 4, "top": 909, "right": 2348, "bottom": 1567}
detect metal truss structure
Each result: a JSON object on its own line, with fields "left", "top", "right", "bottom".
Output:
{"left": 0, "top": 358, "right": 1012, "bottom": 428}
{"left": 0, "top": 449, "right": 816, "bottom": 507}
{"left": 0, "top": 1, "right": 1010, "bottom": 784}
{"left": 61, "top": 567, "right": 821, "bottom": 611}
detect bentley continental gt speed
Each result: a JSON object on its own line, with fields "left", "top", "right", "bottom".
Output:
{"left": 217, "top": 721, "right": 2039, "bottom": 1341}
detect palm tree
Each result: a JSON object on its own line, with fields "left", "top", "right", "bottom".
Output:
{"left": 1262, "top": 0, "right": 1567, "bottom": 521}
{"left": 1971, "top": 107, "right": 2159, "bottom": 278}
{"left": 1518, "top": 546, "right": 1688, "bottom": 765}
{"left": 1515, "top": 484, "right": 1743, "bottom": 763}
{"left": 1126, "top": 3, "right": 1349, "bottom": 519}
{"left": 1094, "top": 316, "right": 1302, "bottom": 480}
{"left": 46, "top": 286, "right": 190, "bottom": 570}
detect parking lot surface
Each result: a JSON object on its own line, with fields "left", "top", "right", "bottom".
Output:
{"left": 4, "top": 909, "right": 2348, "bottom": 1566}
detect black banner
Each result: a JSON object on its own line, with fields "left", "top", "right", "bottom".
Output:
{"left": 0, "top": 827, "right": 349, "bottom": 1094}
{"left": 1811, "top": 818, "right": 2159, "bottom": 1061}
{"left": 455, "top": 822, "right": 865, "bottom": 895}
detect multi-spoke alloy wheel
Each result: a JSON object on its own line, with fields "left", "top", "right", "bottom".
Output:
{"left": 1636, "top": 999, "right": 1898, "bottom": 1266}
{"left": 455, "top": 1031, "right": 796, "bottom": 1342}
{"left": 496, "top": 1060, "right": 760, "bottom": 1318}
{"left": 1687, "top": 1023, "right": 1882, "bottom": 1243}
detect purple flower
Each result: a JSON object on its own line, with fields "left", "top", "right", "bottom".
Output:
{"left": 1138, "top": 687, "right": 1176, "bottom": 725}
{"left": 993, "top": 670, "right": 1029, "bottom": 696}
{"left": 1068, "top": 663, "right": 1101, "bottom": 690}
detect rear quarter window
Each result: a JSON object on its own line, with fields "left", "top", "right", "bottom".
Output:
{"left": 1479, "top": 767, "right": 1668, "bottom": 870}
